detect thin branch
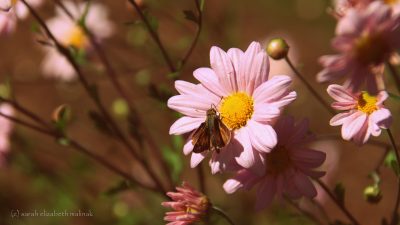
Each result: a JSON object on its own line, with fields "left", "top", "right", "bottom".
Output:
{"left": 284, "top": 197, "right": 324, "bottom": 225}
{"left": 285, "top": 56, "right": 336, "bottom": 116}
{"left": 315, "top": 179, "right": 361, "bottom": 225}
{"left": 21, "top": 0, "right": 167, "bottom": 193}
{"left": 211, "top": 206, "right": 236, "bottom": 225}
{"left": 126, "top": 0, "right": 176, "bottom": 72}
{"left": 387, "top": 129, "right": 400, "bottom": 225}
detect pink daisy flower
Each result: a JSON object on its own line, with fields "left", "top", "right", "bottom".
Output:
{"left": 0, "top": 0, "right": 42, "bottom": 35}
{"left": 327, "top": 84, "right": 392, "bottom": 145}
{"left": 0, "top": 103, "right": 14, "bottom": 166}
{"left": 41, "top": 1, "right": 114, "bottom": 81}
{"left": 162, "top": 182, "right": 210, "bottom": 225}
{"left": 317, "top": 1, "right": 400, "bottom": 93}
{"left": 223, "top": 116, "right": 326, "bottom": 210}
{"left": 168, "top": 41, "right": 297, "bottom": 175}
{"left": 331, "top": 0, "right": 372, "bottom": 18}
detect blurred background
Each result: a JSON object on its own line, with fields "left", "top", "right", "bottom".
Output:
{"left": 0, "top": 0, "right": 399, "bottom": 224}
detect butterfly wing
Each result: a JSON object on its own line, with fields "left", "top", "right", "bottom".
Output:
{"left": 192, "top": 122, "right": 211, "bottom": 153}
{"left": 210, "top": 117, "right": 231, "bottom": 153}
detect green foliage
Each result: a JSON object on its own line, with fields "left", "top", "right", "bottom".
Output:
{"left": 104, "top": 180, "right": 136, "bottom": 196}
{"left": 0, "top": 80, "right": 11, "bottom": 99}
{"left": 333, "top": 183, "right": 345, "bottom": 206}
{"left": 127, "top": 25, "right": 148, "bottom": 47}
{"left": 135, "top": 69, "right": 151, "bottom": 86}
{"left": 112, "top": 98, "right": 129, "bottom": 118}
{"left": 162, "top": 135, "right": 184, "bottom": 182}
{"left": 384, "top": 150, "right": 400, "bottom": 177}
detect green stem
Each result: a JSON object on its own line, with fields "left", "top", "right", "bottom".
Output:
{"left": 285, "top": 56, "right": 336, "bottom": 116}
{"left": 211, "top": 206, "right": 235, "bottom": 225}
{"left": 387, "top": 129, "right": 400, "bottom": 225}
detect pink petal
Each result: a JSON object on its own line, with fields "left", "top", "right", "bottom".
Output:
{"left": 336, "top": 9, "right": 364, "bottom": 35}
{"left": 327, "top": 84, "right": 357, "bottom": 102}
{"left": 190, "top": 152, "right": 206, "bottom": 168}
{"left": 174, "top": 80, "right": 198, "bottom": 95}
{"left": 210, "top": 46, "right": 237, "bottom": 93}
{"left": 169, "top": 117, "right": 204, "bottom": 135}
{"left": 223, "top": 169, "right": 258, "bottom": 194}
{"left": 286, "top": 119, "right": 309, "bottom": 145}
{"left": 209, "top": 139, "right": 241, "bottom": 174}
{"left": 291, "top": 148, "right": 326, "bottom": 168}
{"left": 193, "top": 67, "right": 228, "bottom": 97}
{"left": 252, "top": 103, "right": 280, "bottom": 122}
{"left": 331, "top": 101, "right": 356, "bottom": 110}
{"left": 370, "top": 108, "right": 392, "bottom": 129}
{"left": 167, "top": 95, "right": 211, "bottom": 117}
{"left": 255, "top": 175, "right": 276, "bottom": 210}
{"left": 329, "top": 111, "right": 354, "bottom": 126}
{"left": 377, "top": 91, "right": 389, "bottom": 105}
{"left": 227, "top": 48, "right": 244, "bottom": 90}
{"left": 241, "top": 42, "right": 269, "bottom": 93}
{"left": 183, "top": 139, "right": 194, "bottom": 155}
{"left": 293, "top": 172, "right": 317, "bottom": 198}
{"left": 253, "top": 75, "right": 294, "bottom": 104}
{"left": 269, "top": 91, "right": 297, "bottom": 109}
{"left": 247, "top": 120, "right": 277, "bottom": 153}
{"left": 341, "top": 112, "right": 367, "bottom": 141}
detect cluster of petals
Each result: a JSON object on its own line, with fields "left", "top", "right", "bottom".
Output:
{"left": 317, "top": 1, "right": 400, "bottom": 93}
{"left": 0, "top": 103, "right": 14, "bottom": 166}
{"left": 0, "top": 0, "right": 42, "bottom": 35}
{"left": 168, "top": 41, "right": 296, "bottom": 175}
{"left": 42, "top": 1, "right": 114, "bottom": 81}
{"left": 162, "top": 182, "right": 209, "bottom": 225}
{"left": 223, "top": 116, "right": 326, "bottom": 209}
{"left": 327, "top": 84, "right": 392, "bottom": 145}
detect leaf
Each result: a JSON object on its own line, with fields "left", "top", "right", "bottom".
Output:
{"left": 88, "top": 111, "right": 115, "bottom": 136}
{"left": 384, "top": 150, "right": 400, "bottom": 177}
{"left": 183, "top": 10, "right": 198, "bottom": 24}
{"left": 104, "top": 180, "right": 135, "bottom": 196}
{"left": 162, "top": 146, "right": 183, "bottom": 182}
{"left": 172, "top": 135, "right": 184, "bottom": 150}
{"left": 333, "top": 183, "right": 345, "bottom": 206}
{"left": 144, "top": 10, "right": 159, "bottom": 32}
{"left": 52, "top": 104, "right": 71, "bottom": 134}
{"left": 200, "top": 0, "right": 205, "bottom": 11}
{"left": 388, "top": 92, "right": 400, "bottom": 101}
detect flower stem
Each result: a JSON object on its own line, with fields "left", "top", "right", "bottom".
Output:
{"left": 284, "top": 56, "right": 336, "bottom": 116}
{"left": 211, "top": 206, "right": 236, "bottom": 225}
{"left": 315, "top": 179, "right": 361, "bottom": 225}
{"left": 386, "top": 62, "right": 400, "bottom": 94}
{"left": 284, "top": 197, "right": 323, "bottom": 225}
{"left": 126, "top": 0, "right": 176, "bottom": 72}
{"left": 387, "top": 129, "right": 400, "bottom": 225}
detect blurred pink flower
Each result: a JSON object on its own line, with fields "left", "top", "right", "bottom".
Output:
{"left": 162, "top": 182, "right": 210, "bottom": 225}
{"left": 168, "top": 41, "right": 297, "bottom": 175}
{"left": 331, "top": 0, "right": 372, "bottom": 18}
{"left": 42, "top": 1, "right": 114, "bottom": 81}
{"left": 223, "top": 116, "right": 326, "bottom": 210}
{"left": 327, "top": 84, "right": 392, "bottom": 144}
{"left": 0, "top": 103, "right": 14, "bottom": 166}
{"left": 317, "top": 1, "right": 400, "bottom": 93}
{"left": 0, "top": 0, "right": 42, "bottom": 35}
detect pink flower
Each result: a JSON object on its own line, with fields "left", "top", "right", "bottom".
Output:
{"left": 0, "top": 0, "right": 42, "bottom": 35}
{"left": 327, "top": 84, "right": 392, "bottom": 145}
{"left": 41, "top": 1, "right": 114, "bottom": 81}
{"left": 223, "top": 116, "right": 326, "bottom": 210}
{"left": 0, "top": 103, "right": 14, "bottom": 166}
{"left": 168, "top": 41, "right": 297, "bottom": 175}
{"left": 162, "top": 182, "right": 210, "bottom": 225}
{"left": 331, "top": 0, "right": 372, "bottom": 18}
{"left": 317, "top": 1, "right": 400, "bottom": 93}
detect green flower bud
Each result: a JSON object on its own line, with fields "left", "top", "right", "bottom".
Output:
{"left": 363, "top": 185, "right": 382, "bottom": 204}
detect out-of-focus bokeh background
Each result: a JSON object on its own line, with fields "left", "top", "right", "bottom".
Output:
{"left": 0, "top": 0, "right": 399, "bottom": 224}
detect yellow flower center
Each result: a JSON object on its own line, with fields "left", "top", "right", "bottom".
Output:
{"left": 266, "top": 146, "right": 291, "bottom": 175}
{"left": 219, "top": 92, "right": 254, "bottom": 130}
{"left": 355, "top": 34, "right": 390, "bottom": 65}
{"left": 65, "top": 25, "right": 88, "bottom": 49}
{"left": 383, "top": 0, "right": 399, "bottom": 5}
{"left": 357, "top": 92, "right": 378, "bottom": 115}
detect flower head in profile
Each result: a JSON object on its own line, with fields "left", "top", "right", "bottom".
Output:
{"left": 223, "top": 116, "right": 326, "bottom": 210}
{"left": 317, "top": 1, "right": 400, "bottom": 93}
{"left": 0, "top": 103, "right": 14, "bottom": 166}
{"left": 0, "top": 0, "right": 42, "bottom": 35}
{"left": 162, "top": 182, "right": 210, "bottom": 225}
{"left": 330, "top": 0, "right": 372, "bottom": 18}
{"left": 327, "top": 84, "right": 391, "bottom": 145}
{"left": 41, "top": 1, "right": 114, "bottom": 81}
{"left": 168, "top": 41, "right": 297, "bottom": 175}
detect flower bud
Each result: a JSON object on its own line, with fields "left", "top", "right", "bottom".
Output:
{"left": 52, "top": 104, "right": 71, "bottom": 124}
{"left": 363, "top": 185, "right": 382, "bottom": 204}
{"left": 266, "top": 38, "right": 289, "bottom": 60}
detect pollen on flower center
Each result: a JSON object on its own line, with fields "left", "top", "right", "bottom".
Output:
{"left": 219, "top": 92, "right": 254, "bottom": 130}
{"left": 266, "top": 146, "right": 291, "bottom": 175}
{"left": 357, "top": 92, "right": 378, "bottom": 114}
{"left": 11, "top": 0, "right": 18, "bottom": 6}
{"left": 65, "top": 25, "right": 88, "bottom": 49}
